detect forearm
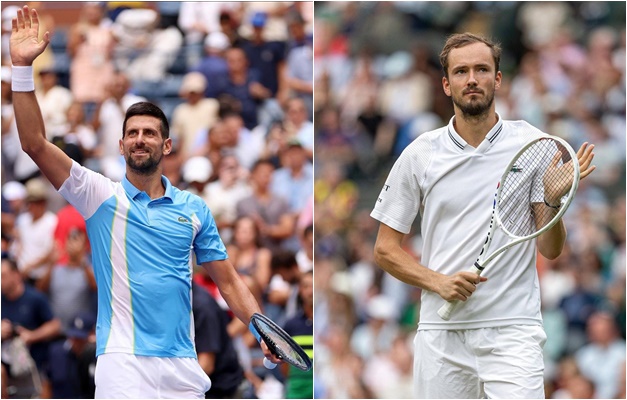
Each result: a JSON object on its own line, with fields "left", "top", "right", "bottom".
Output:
{"left": 374, "top": 240, "right": 442, "bottom": 293}
{"left": 219, "top": 275, "right": 262, "bottom": 324}
{"left": 205, "top": 260, "right": 262, "bottom": 326}
{"left": 197, "top": 352, "right": 215, "bottom": 376}
{"left": 13, "top": 90, "right": 47, "bottom": 153}
{"left": 537, "top": 218, "right": 566, "bottom": 260}
{"left": 30, "top": 319, "right": 60, "bottom": 343}
{"left": 13, "top": 82, "right": 72, "bottom": 189}
{"left": 287, "top": 77, "right": 313, "bottom": 94}
{"left": 265, "top": 216, "right": 295, "bottom": 239}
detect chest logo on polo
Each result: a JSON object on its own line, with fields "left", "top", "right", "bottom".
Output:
{"left": 178, "top": 216, "right": 191, "bottom": 223}
{"left": 510, "top": 165, "right": 523, "bottom": 173}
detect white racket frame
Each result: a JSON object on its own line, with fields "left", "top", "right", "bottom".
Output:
{"left": 437, "top": 136, "right": 580, "bottom": 320}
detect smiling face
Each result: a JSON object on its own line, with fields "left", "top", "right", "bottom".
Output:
{"left": 119, "top": 115, "right": 172, "bottom": 175}
{"left": 442, "top": 42, "right": 502, "bottom": 118}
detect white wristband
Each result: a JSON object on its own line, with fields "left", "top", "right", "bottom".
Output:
{"left": 11, "top": 65, "right": 35, "bottom": 92}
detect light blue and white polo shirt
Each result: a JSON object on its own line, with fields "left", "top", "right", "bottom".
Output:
{"left": 59, "top": 161, "right": 227, "bottom": 358}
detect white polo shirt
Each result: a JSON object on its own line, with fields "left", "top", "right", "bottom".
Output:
{"left": 371, "top": 114, "right": 549, "bottom": 330}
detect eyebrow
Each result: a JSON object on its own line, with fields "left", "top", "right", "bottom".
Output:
{"left": 452, "top": 62, "right": 493, "bottom": 71}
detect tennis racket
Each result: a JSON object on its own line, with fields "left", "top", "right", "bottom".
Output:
{"left": 250, "top": 313, "right": 313, "bottom": 371}
{"left": 437, "top": 136, "right": 580, "bottom": 320}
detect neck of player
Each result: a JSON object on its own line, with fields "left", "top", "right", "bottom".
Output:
{"left": 127, "top": 169, "right": 167, "bottom": 199}
{"left": 453, "top": 108, "right": 499, "bottom": 148}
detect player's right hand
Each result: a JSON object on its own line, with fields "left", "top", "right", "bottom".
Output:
{"left": 436, "top": 271, "right": 487, "bottom": 302}
{"left": 9, "top": 5, "right": 50, "bottom": 66}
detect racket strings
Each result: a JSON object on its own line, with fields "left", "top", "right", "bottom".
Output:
{"left": 257, "top": 320, "right": 309, "bottom": 368}
{"left": 497, "top": 138, "right": 575, "bottom": 237}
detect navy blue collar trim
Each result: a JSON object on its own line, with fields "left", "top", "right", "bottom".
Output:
{"left": 448, "top": 128, "right": 465, "bottom": 149}
{"left": 488, "top": 124, "right": 503, "bottom": 143}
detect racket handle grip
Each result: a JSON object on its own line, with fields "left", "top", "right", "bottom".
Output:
{"left": 263, "top": 357, "right": 277, "bottom": 369}
{"left": 437, "top": 264, "right": 483, "bottom": 321}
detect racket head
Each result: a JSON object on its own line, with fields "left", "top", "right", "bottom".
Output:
{"left": 495, "top": 136, "right": 579, "bottom": 241}
{"left": 250, "top": 313, "right": 312, "bottom": 371}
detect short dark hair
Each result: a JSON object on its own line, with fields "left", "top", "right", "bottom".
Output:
{"left": 122, "top": 102, "right": 170, "bottom": 139}
{"left": 439, "top": 32, "right": 502, "bottom": 78}
{"left": 271, "top": 250, "right": 297, "bottom": 272}
{"left": 250, "top": 158, "right": 275, "bottom": 173}
{"left": 1, "top": 255, "right": 19, "bottom": 272}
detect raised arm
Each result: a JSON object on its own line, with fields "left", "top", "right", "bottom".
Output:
{"left": 536, "top": 142, "right": 596, "bottom": 259}
{"left": 10, "top": 5, "right": 72, "bottom": 189}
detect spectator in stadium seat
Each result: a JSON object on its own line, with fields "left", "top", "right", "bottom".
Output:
{"left": 271, "top": 139, "right": 313, "bottom": 216}
{"left": 37, "top": 228, "right": 96, "bottom": 334}
{"left": 282, "top": 270, "right": 313, "bottom": 399}
{"left": 283, "top": 97, "right": 313, "bottom": 159}
{"left": 171, "top": 72, "right": 220, "bottom": 161}
{"left": 285, "top": 13, "right": 313, "bottom": 119}
{"left": 236, "top": 159, "right": 294, "bottom": 253}
{"left": 192, "top": 31, "right": 231, "bottom": 99}
{"left": 12, "top": 178, "right": 57, "bottom": 285}
{"left": 1, "top": 67, "right": 41, "bottom": 183}
{"left": 203, "top": 154, "right": 252, "bottom": 242}
{"left": 267, "top": 250, "right": 302, "bottom": 321}
{"left": 214, "top": 47, "right": 271, "bottom": 130}
{"left": 47, "top": 311, "right": 97, "bottom": 399}
{"left": 241, "top": 12, "right": 287, "bottom": 125}
{"left": 575, "top": 311, "right": 626, "bottom": 399}
{"left": 66, "top": 2, "right": 115, "bottom": 105}
{"left": 227, "top": 216, "right": 273, "bottom": 292}
{"left": 1, "top": 256, "right": 61, "bottom": 399}
{"left": 222, "top": 111, "right": 265, "bottom": 170}
{"left": 111, "top": 8, "right": 183, "bottom": 82}
{"left": 35, "top": 67, "right": 73, "bottom": 140}
{"left": 92, "top": 71, "right": 146, "bottom": 181}
{"left": 192, "top": 281, "right": 245, "bottom": 399}
{"left": 178, "top": 2, "right": 240, "bottom": 48}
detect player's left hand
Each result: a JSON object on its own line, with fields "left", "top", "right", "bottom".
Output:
{"left": 576, "top": 142, "right": 596, "bottom": 180}
{"left": 544, "top": 150, "right": 575, "bottom": 205}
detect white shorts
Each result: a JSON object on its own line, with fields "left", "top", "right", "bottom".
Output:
{"left": 94, "top": 353, "right": 211, "bottom": 399}
{"left": 414, "top": 325, "right": 547, "bottom": 399}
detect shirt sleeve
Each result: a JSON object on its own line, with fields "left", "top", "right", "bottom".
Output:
{"left": 370, "top": 138, "right": 432, "bottom": 234}
{"left": 58, "top": 161, "right": 117, "bottom": 220}
{"left": 193, "top": 200, "right": 228, "bottom": 263}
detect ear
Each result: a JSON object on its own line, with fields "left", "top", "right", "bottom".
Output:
{"left": 495, "top": 71, "right": 502, "bottom": 90}
{"left": 163, "top": 138, "right": 173, "bottom": 155}
{"left": 442, "top": 76, "right": 451, "bottom": 97}
{"left": 119, "top": 139, "right": 124, "bottom": 155}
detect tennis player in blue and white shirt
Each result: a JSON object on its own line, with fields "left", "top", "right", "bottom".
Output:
{"left": 371, "top": 33, "right": 596, "bottom": 398}
{"left": 9, "top": 6, "right": 280, "bottom": 398}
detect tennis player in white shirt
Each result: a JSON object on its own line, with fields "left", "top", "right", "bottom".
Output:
{"left": 371, "top": 32, "right": 596, "bottom": 399}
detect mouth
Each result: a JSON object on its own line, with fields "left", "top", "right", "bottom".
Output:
{"left": 131, "top": 149, "right": 150, "bottom": 155}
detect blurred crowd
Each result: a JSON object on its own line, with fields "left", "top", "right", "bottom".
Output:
{"left": 313, "top": 2, "right": 625, "bottom": 399}
{"left": 1, "top": 2, "right": 313, "bottom": 399}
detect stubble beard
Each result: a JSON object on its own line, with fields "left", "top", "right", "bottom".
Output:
{"left": 126, "top": 149, "right": 163, "bottom": 176}
{"left": 452, "top": 87, "right": 496, "bottom": 119}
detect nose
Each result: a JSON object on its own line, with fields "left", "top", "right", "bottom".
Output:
{"left": 135, "top": 131, "right": 147, "bottom": 144}
{"left": 467, "top": 71, "right": 478, "bottom": 86}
